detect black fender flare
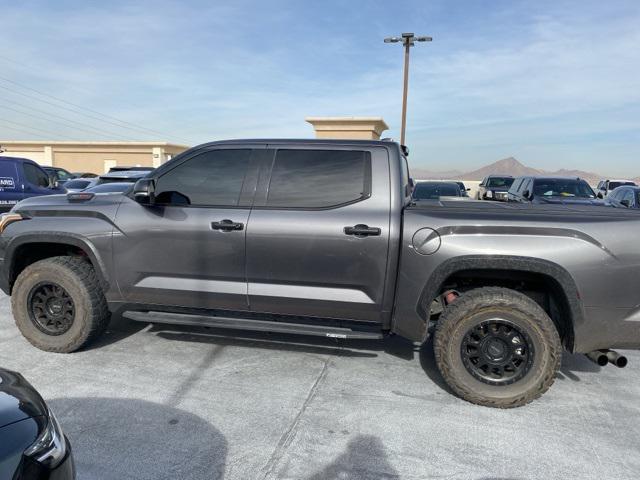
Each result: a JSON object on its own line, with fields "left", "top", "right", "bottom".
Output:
{"left": 4, "top": 232, "right": 110, "bottom": 290}
{"left": 419, "top": 255, "right": 585, "bottom": 350}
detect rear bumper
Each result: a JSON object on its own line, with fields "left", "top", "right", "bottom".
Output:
{"left": 574, "top": 306, "right": 640, "bottom": 352}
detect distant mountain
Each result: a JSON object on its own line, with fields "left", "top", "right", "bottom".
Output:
{"left": 544, "top": 169, "right": 602, "bottom": 185}
{"left": 461, "top": 157, "right": 543, "bottom": 180}
{"left": 412, "top": 156, "right": 615, "bottom": 186}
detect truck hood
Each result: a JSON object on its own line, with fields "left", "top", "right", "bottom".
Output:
{"left": 0, "top": 369, "right": 47, "bottom": 428}
{"left": 533, "top": 197, "right": 605, "bottom": 206}
{"left": 12, "top": 192, "right": 125, "bottom": 213}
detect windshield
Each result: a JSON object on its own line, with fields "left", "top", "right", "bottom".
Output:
{"left": 609, "top": 181, "right": 636, "bottom": 189}
{"left": 533, "top": 179, "right": 595, "bottom": 198}
{"left": 87, "top": 183, "right": 132, "bottom": 193}
{"left": 48, "top": 168, "right": 74, "bottom": 181}
{"left": 486, "top": 177, "right": 514, "bottom": 188}
{"left": 412, "top": 183, "right": 460, "bottom": 199}
{"left": 64, "top": 179, "right": 91, "bottom": 189}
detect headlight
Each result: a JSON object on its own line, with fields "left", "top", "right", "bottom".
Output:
{"left": 484, "top": 190, "right": 493, "bottom": 199}
{"left": 24, "top": 408, "right": 68, "bottom": 468}
{"left": 0, "top": 212, "right": 24, "bottom": 233}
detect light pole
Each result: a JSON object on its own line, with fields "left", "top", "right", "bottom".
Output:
{"left": 384, "top": 33, "right": 432, "bottom": 146}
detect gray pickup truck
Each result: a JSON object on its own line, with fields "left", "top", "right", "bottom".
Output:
{"left": 1, "top": 139, "right": 638, "bottom": 408}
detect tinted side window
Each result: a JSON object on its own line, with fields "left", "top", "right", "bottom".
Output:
{"left": 24, "top": 163, "right": 50, "bottom": 188}
{"left": 266, "top": 150, "right": 370, "bottom": 208}
{"left": 155, "top": 149, "right": 251, "bottom": 206}
{"left": 622, "top": 189, "right": 635, "bottom": 204}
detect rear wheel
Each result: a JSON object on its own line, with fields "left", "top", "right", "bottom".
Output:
{"left": 434, "top": 287, "right": 561, "bottom": 408}
{"left": 12, "top": 256, "right": 110, "bottom": 353}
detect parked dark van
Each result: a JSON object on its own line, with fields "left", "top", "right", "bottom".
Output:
{"left": 0, "top": 157, "right": 66, "bottom": 212}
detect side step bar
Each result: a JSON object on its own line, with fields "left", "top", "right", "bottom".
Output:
{"left": 123, "top": 310, "right": 384, "bottom": 340}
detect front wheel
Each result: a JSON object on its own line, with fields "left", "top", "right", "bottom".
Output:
{"left": 12, "top": 256, "right": 110, "bottom": 353}
{"left": 434, "top": 287, "right": 562, "bottom": 408}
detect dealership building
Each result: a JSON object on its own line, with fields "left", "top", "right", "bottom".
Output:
{"left": 0, "top": 141, "right": 189, "bottom": 174}
{"left": 0, "top": 117, "right": 388, "bottom": 174}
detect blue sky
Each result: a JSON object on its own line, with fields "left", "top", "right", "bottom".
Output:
{"left": 0, "top": 0, "right": 639, "bottom": 175}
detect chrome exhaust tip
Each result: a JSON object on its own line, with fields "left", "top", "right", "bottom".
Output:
{"left": 585, "top": 350, "right": 608, "bottom": 367}
{"left": 604, "top": 349, "right": 628, "bottom": 368}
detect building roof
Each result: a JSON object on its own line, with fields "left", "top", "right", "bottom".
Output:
{"left": 0, "top": 140, "right": 190, "bottom": 148}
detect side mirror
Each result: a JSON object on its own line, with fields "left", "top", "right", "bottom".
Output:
{"left": 522, "top": 190, "right": 531, "bottom": 200}
{"left": 620, "top": 199, "right": 631, "bottom": 208}
{"left": 597, "top": 192, "right": 604, "bottom": 199}
{"left": 133, "top": 178, "right": 156, "bottom": 205}
{"left": 466, "top": 188, "right": 471, "bottom": 191}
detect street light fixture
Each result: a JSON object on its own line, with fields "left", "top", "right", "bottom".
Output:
{"left": 384, "top": 32, "right": 432, "bottom": 146}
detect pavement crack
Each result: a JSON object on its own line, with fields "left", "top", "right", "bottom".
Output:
{"left": 165, "top": 345, "right": 224, "bottom": 407}
{"left": 260, "top": 356, "right": 330, "bottom": 480}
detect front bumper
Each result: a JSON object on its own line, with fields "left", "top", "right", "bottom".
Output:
{"left": 0, "top": 257, "right": 8, "bottom": 295}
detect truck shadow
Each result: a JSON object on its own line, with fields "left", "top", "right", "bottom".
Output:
{"left": 48, "top": 397, "right": 227, "bottom": 480}
{"left": 88, "top": 316, "right": 601, "bottom": 388}
{"left": 83, "top": 311, "right": 149, "bottom": 351}
{"left": 557, "top": 352, "right": 602, "bottom": 381}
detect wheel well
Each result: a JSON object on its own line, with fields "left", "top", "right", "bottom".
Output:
{"left": 9, "top": 242, "right": 92, "bottom": 291}
{"left": 432, "top": 268, "right": 575, "bottom": 350}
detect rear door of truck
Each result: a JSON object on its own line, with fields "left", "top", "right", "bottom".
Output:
{"left": 245, "top": 144, "right": 392, "bottom": 322}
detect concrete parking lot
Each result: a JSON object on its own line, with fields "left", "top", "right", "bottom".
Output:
{"left": 1, "top": 292, "right": 639, "bottom": 480}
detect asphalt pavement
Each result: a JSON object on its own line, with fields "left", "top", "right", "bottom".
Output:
{"left": 0, "top": 291, "right": 638, "bottom": 479}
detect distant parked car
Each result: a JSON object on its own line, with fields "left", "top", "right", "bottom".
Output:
{"left": 412, "top": 181, "right": 464, "bottom": 201}
{"left": 108, "top": 166, "right": 155, "bottom": 173}
{"left": 595, "top": 179, "right": 636, "bottom": 199}
{"left": 508, "top": 177, "right": 601, "bottom": 205}
{"left": 86, "top": 182, "right": 134, "bottom": 194}
{"left": 71, "top": 172, "right": 98, "bottom": 178}
{"left": 95, "top": 169, "right": 153, "bottom": 185}
{"left": 0, "top": 368, "right": 75, "bottom": 479}
{"left": 455, "top": 181, "right": 471, "bottom": 197}
{"left": 606, "top": 186, "right": 640, "bottom": 209}
{"left": 477, "top": 175, "right": 514, "bottom": 201}
{"left": 0, "top": 157, "right": 67, "bottom": 212}
{"left": 42, "top": 166, "right": 76, "bottom": 185}
{"left": 62, "top": 178, "right": 98, "bottom": 192}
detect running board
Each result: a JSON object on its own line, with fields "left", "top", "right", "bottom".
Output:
{"left": 123, "top": 310, "right": 384, "bottom": 340}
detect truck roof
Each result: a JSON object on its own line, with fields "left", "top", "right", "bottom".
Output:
{"left": 192, "top": 138, "right": 400, "bottom": 149}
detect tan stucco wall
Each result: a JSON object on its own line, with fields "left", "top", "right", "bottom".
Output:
{"left": 305, "top": 117, "right": 389, "bottom": 140}
{"left": 0, "top": 141, "right": 189, "bottom": 174}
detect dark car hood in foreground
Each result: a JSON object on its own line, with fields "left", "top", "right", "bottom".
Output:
{"left": 0, "top": 369, "right": 47, "bottom": 428}
{"left": 533, "top": 197, "right": 605, "bottom": 206}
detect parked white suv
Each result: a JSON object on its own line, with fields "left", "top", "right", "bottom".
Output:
{"left": 595, "top": 179, "right": 636, "bottom": 198}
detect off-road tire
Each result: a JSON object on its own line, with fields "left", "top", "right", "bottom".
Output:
{"left": 434, "top": 287, "right": 562, "bottom": 408}
{"left": 12, "top": 256, "right": 110, "bottom": 353}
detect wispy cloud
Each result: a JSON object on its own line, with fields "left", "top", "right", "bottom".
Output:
{"left": 0, "top": 0, "right": 638, "bottom": 175}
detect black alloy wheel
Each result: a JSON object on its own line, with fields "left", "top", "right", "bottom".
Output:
{"left": 28, "top": 282, "right": 76, "bottom": 335}
{"left": 461, "top": 319, "right": 534, "bottom": 386}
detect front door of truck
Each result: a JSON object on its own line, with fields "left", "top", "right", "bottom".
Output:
{"left": 246, "top": 146, "right": 391, "bottom": 322}
{"left": 113, "top": 147, "right": 261, "bottom": 311}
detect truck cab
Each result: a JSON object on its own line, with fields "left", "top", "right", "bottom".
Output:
{"left": 0, "top": 157, "right": 66, "bottom": 212}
